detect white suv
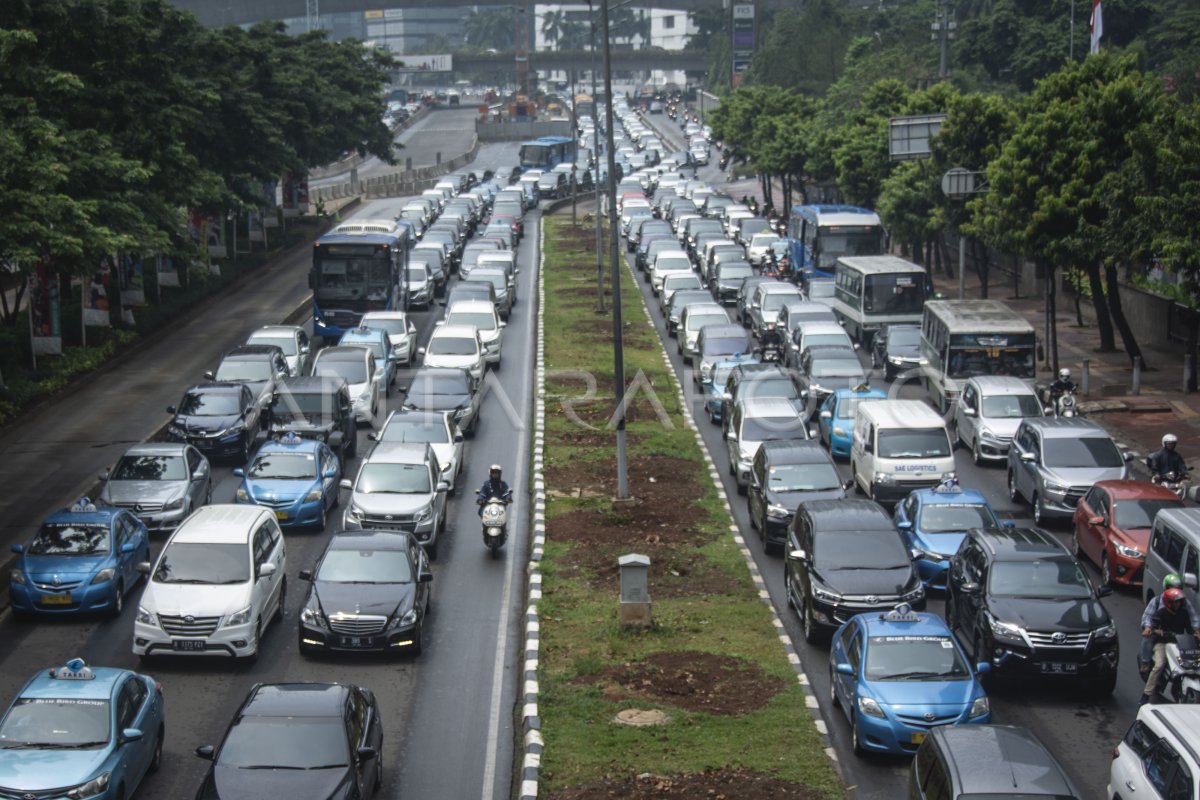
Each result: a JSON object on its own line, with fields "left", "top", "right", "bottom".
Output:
{"left": 1109, "top": 704, "right": 1200, "bottom": 799}
{"left": 133, "top": 505, "right": 287, "bottom": 661}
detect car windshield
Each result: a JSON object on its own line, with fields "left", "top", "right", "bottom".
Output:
{"left": 179, "top": 391, "right": 240, "bottom": 416}
{"left": 356, "top": 463, "right": 431, "bottom": 494}
{"left": 816, "top": 531, "right": 910, "bottom": 570}
{"left": 687, "top": 314, "right": 730, "bottom": 333}
{"left": 27, "top": 523, "right": 110, "bottom": 556}
{"left": 317, "top": 548, "right": 412, "bottom": 583}
{"left": 741, "top": 417, "right": 807, "bottom": 441}
{"left": 877, "top": 428, "right": 952, "bottom": 459}
{"left": 314, "top": 358, "right": 367, "bottom": 385}
{"left": 215, "top": 360, "right": 273, "bottom": 383}
{"left": 112, "top": 455, "right": 186, "bottom": 481}
{"left": 917, "top": 504, "right": 998, "bottom": 532}
{"left": 807, "top": 282, "right": 835, "bottom": 299}
{"left": 408, "top": 268, "right": 429, "bottom": 283}
{"left": 428, "top": 336, "right": 477, "bottom": 356}
{"left": 981, "top": 394, "right": 1043, "bottom": 419}
{"left": 216, "top": 717, "right": 349, "bottom": 769}
{"left": 887, "top": 329, "right": 921, "bottom": 347}
{"left": 248, "top": 452, "right": 317, "bottom": 480}
{"left": 272, "top": 392, "right": 336, "bottom": 419}
{"left": 864, "top": 637, "right": 970, "bottom": 681}
{"left": 1042, "top": 437, "right": 1124, "bottom": 468}
{"left": 742, "top": 378, "right": 798, "bottom": 401}
{"left": 249, "top": 334, "right": 297, "bottom": 355}
{"left": 154, "top": 542, "right": 249, "bottom": 584}
{"left": 719, "top": 266, "right": 753, "bottom": 280}
{"left": 0, "top": 698, "right": 110, "bottom": 748}
{"left": 379, "top": 419, "right": 450, "bottom": 444}
{"left": 447, "top": 312, "right": 497, "bottom": 332}
{"left": 343, "top": 338, "right": 385, "bottom": 361}
{"left": 703, "top": 337, "right": 750, "bottom": 357}
{"left": 989, "top": 560, "right": 1093, "bottom": 598}
{"left": 763, "top": 293, "right": 801, "bottom": 312}
{"left": 810, "top": 359, "right": 864, "bottom": 378}
{"left": 767, "top": 463, "right": 842, "bottom": 492}
{"left": 361, "top": 319, "right": 407, "bottom": 340}
{"left": 408, "top": 375, "right": 467, "bottom": 396}
{"left": 805, "top": 333, "right": 851, "bottom": 349}
{"left": 657, "top": 259, "right": 690, "bottom": 272}
{"left": 1114, "top": 498, "right": 1184, "bottom": 529}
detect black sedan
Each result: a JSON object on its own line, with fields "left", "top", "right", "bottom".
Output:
{"left": 871, "top": 323, "right": 926, "bottom": 381}
{"left": 298, "top": 530, "right": 433, "bottom": 656}
{"left": 194, "top": 682, "right": 383, "bottom": 799}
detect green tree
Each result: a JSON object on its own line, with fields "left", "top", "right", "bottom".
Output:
{"left": 540, "top": 9, "right": 566, "bottom": 50}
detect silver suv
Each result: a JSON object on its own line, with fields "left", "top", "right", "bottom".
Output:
{"left": 953, "top": 376, "right": 1046, "bottom": 465}
{"left": 341, "top": 442, "right": 450, "bottom": 558}
{"left": 1007, "top": 418, "right": 1131, "bottom": 526}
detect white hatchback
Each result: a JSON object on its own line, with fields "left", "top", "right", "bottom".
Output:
{"left": 1109, "top": 704, "right": 1200, "bottom": 800}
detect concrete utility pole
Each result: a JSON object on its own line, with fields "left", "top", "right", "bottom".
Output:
{"left": 932, "top": 0, "right": 954, "bottom": 79}
{"left": 305, "top": 0, "right": 318, "bottom": 32}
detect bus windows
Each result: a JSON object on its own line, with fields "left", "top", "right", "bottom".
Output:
{"left": 863, "top": 274, "right": 925, "bottom": 315}
{"left": 947, "top": 344, "right": 1036, "bottom": 380}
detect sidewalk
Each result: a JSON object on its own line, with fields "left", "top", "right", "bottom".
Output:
{"left": 931, "top": 267, "right": 1200, "bottom": 477}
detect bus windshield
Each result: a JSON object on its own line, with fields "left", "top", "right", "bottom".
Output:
{"left": 818, "top": 226, "right": 884, "bottom": 269}
{"left": 862, "top": 273, "right": 926, "bottom": 316}
{"left": 315, "top": 254, "right": 391, "bottom": 300}
{"left": 948, "top": 346, "right": 1036, "bottom": 380}
{"left": 520, "top": 145, "right": 552, "bottom": 168}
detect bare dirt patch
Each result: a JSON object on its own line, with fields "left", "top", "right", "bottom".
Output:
{"left": 548, "top": 769, "right": 826, "bottom": 800}
{"left": 556, "top": 542, "right": 741, "bottom": 598}
{"left": 546, "top": 456, "right": 707, "bottom": 531}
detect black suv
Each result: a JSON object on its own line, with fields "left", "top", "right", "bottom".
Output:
{"left": 784, "top": 499, "right": 926, "bottom": 643}
{"left": 945, "top": 526, "right": 1118, "bottom": 695}
{"left": 269, "top": 376, "right": 357, "bottom": 461}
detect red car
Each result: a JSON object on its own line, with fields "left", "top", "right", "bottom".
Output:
{"left": 1073, "top": 479, "right": 1184, "bottom": 587}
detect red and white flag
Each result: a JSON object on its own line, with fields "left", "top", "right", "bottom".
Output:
{"left": 1090, "top": 0, "right": 1103, "bottom": 54}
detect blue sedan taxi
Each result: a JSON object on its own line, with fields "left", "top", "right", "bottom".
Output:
{"left": 893, "top": 481, "right": 1002, "bottom": 591}
{"left": 0, "top": 658, "right": 165, "bottom": 799}
{"left": 702, "top": 356, "right": 758, "bottom": 425}
{"left": 234, "top": 432, "right": 341, "bottom": 529}
{"left": 339, "top": 325, "right": 397, "bottom": 397}
{"left": 816, "top": 385, "right": 887, "bottom": 458}
{"left": 8, "top": 499, "right": 150, "bottom": 618}
{"left": 830, "top": 605, "right": 991, "bottom": 756}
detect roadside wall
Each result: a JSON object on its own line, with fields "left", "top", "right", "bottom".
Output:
{"left": 309, "top": 135, "right": 481, "bottom": 203}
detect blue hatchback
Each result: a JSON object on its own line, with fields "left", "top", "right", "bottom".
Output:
{"left": 0, "top": 658, "right": 165, "bottom": 799}
{"left": 234, "top": 432, "right": 341, "bottom": 529}
{"left": 893, "top": 481, "right": 1001, "bottom": 591}
{"left": 830, "top": 605, "right": 991, "bottom": 756}
{"left": 816, "top": 385, "right": 887, "bottom": 458}
{"left": 9, "top": 499, "right": 149, "bottom": 618}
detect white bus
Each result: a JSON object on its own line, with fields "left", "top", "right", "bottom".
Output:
{"left": 919, "top": 299, "right": 1038, "bottom": 412}
{"left": 830, "top": 255, "right": 932, "bottom": 345}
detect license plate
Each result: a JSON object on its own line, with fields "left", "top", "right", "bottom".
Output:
{"left": 40, "top": 593, "right": 72, "bottom": 606}
{"left": 172, "top": 640, "right": 206, "bottom": 652}
{"left": 339, "top": 636, "right": 375, "bottom": 648}
{"left": 274, "top": 510, "right": 288, "bottom": 520}
{"left": 1039, "top": 662, "right": 1078, "bottom": 675}
{"left": 911, "top": 732, "right": 927, "bottom": 744}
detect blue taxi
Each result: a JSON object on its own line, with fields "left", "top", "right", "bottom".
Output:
{"left": 816, "top": 385, "right": 887, "bottom": 458}
{"left": 702, "top": 356, "right": 759, "bottom": 425}
{"left": 234, "top": 432, "right": 341, "bottom": 529}
{"left": 8, "top": 499, "right": 150, "bottom": 618}
{"left": 0, "top": 658, "right": 165, "bottom": 799}
{"left": 830, "top": 605, "right": 990, "bottom": 756}
{"left": 893, "top": 481, "right": 1002, "bottom": 591}
{"left": 339, "top": 325, "right": 397, "bottom": 396}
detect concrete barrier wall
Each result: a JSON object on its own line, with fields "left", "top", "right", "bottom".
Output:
{"left": 475, "top": 120, "right": 573, "bottom": 142}
{"left": 309, "top": 106, "right": 433, "bottom": 181}
{"left": 309, "top": 135, "right": 482, "bottom": 204}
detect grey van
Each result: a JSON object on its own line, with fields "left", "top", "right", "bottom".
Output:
{"left": 1006, "top": 417, "right": 1132, "bottom": 526}
{"left": 1143, "top": 507, "right": 1200, "bottom": 606}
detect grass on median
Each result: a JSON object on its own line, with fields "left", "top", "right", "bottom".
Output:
{"left": 536, "top": 214, "right": 843, "bottom": 797}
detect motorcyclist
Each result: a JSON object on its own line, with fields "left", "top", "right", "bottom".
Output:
{"left": 1149, "top": 433, "right": 1188, "bottom": 481}
{"left": 1140, "top": 585, "right": 1200, "bottom": 705}
{"left": 476, "top": 464, "right": 511, "bottom": 517}
{"left": 758, "top": 322, "right": 784, "bottom": 359}
{"left": 1046, "top": 368, "right": 1077, "bottom": 407}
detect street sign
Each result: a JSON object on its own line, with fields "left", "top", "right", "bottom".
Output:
{"left": 888, "top": 114, "right": 947, "bottom": 161}
{"left": 940, "top": 167, "right": 987, "bottom": 198}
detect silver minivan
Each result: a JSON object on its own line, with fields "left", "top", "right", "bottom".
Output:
{"left": 1006, "top": 418, "right": 1132, "bottom": 526}
{"left": 1142, "top": 508, "right": 1200, "bottom": 606}
{"left": 953, "top": 376, "right": 1046, "bottom": 465}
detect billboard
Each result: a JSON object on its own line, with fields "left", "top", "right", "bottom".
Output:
{"left": 395, "top": 54, "right": 453, "bottom": 73}
{"left": 731, "top": 2, "right": 756, "bottom": 85}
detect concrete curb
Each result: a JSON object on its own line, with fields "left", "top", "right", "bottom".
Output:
{"left": 518, "top": 216, "right": 548, "bottom": 800}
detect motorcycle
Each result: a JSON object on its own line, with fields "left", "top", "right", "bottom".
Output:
{"left": 478, "top": 490, "right": 513, "bottom": 557}
{"left": 1151, "top": 467, "right": 1193, "bottom": 502}
{"left": 756, "top": 342, "right": 784, "bottom": 364}
{"left": 1138, "top": 632, "right": 1200, "bottom": 703}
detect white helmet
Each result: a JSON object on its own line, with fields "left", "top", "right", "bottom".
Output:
{"left": 1058, "top": 368, "right": 1070, "bottom": 381}
{"left": 1164, "top": 434, "right": 1178, "bottom": 447}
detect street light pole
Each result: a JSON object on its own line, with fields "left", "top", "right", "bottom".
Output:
{"left": 599, "top": 0, "right": 629, "bottom": 499}
{"left": 588, "top": 0, "right": 605, "bottom": 314}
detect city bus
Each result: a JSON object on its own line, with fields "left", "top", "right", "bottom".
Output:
{"left": 518, "top": 136, "right": 578, "bottom": 171}
{"left": 830, "top": 255, "right": 932, "bottom": 345}
{"left": 788, "top": 204, "right": 887, "bottom": 284}
{"left": 919, "top": 299, "right": 1038, "bottom": 411}
{"left": 310, "top": 223, "right": 412, "bottom": 341}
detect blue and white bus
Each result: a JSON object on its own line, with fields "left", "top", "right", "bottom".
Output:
{"left": 310, "top": 223, "right": 412, "bottom": 341}
{"left": 788, "top": 204, "right": 887, "bottom": 284}
{"left": 519, "top": 136, "right": 578, "bottom": 171}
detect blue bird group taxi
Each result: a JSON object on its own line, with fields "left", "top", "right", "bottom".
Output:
{"left": 233, "top": 432, "right": 342, "bottom": 529}
{"left": 893, "top": 481, "right": 1002, "bottom": 591}
{"left": 816, "top": 385, "right": 887, "bottom": 458}
{"left": 8, "top": 499, "right": 150, "bottom": 618}
{"left": 830, "top": 605, "right": 991, "bottom": 756}
{"left": 0, "top": 658, "right": 165, "bottom": 799}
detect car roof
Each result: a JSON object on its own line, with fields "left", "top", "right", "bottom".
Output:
{"left": 277, "top": 376, "right": 348, "bottom": 394}
{"left": 432, "top": 324, "right": 480, "bottom": 339}
{"left": 340, "top": 328, "right": 386, "bottom": 342}
{"left": 23, "top": 660, "right": 127, "bottom": 700}
{"left": 930, "top": 725, "right": 1079, "bottom": 796}
{"left": 1093, "top": 479, "right": 1183, "bottom": 501}
{"left": 315, "top": 345, "right": 371, "bottom": 361}
{"left": 1019, "top": 417, "right": 1107, "bottom": 437}
{"left": 909, "top": 482, "right": 992, "bottom": 507}
{"left": 255, "top": 435, "right": 323, "bottom": 456}
{"left": 120, "top": 442, "right": 193, "bottom": 457}
{"left": 172, "top": 504, "right": 270, "bottom": 544}
{"left": 1154, "top": 507, "right": 1200, "bottom": 536}
{"left": 366, "top": 442, "right": 434, "bottom": 465}
{"left": 832, "top": 386, "right": 887, "bottom": 400}
{"left": 802, "top": 499, "right": 893, "bottom": 530}
{"left": 222, "top": 344, "right": 282, "bottom": 359}
{"left": 446, "top": 299, "right": 498, "bottom": 315}
{"left": 759, "top": 440, "right": 831, "bottom": 465}
{"left": 381, "top": 409, "right": 451, "bottom": 428}
{"left": 45, "top": 499, "right": 123, "bottom": 526}
{"left": 413, "top": 366, "right": 469, "bottom": 379}
{"left": 967, "top": 375, "right": 1039, "bottom": 395}
{"left": 968, "top": 526, "right": 1068, "bottom": 560}
{"left": 243, "top": 683, "right": 351, "bottom": 718}
{"left": 328, "top": 529, "right": 415, "bottom": 552}
{"left": 799, "top": 322, "right": 851, "bottom": 335}
{"left": 856, "top": 399, "right": 943, "bottom": 428}
{"left": 859, "top": 609, "right": 953, "bottom": 639}
{"left": 361, "top": 311, "right": 408, "bottom": 322}
{"left": 740, "top": 397, "right": 802, "bottom": 417}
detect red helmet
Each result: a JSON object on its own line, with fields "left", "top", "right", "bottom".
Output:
{"left": 1164, "top": 587, "right": 1186, "bottom": 609}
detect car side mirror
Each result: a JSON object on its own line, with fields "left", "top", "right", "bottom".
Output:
{"left": 418, "top": 347, "right": 426, "bottom": 356}
{"left": 10, "top": 543, "right": 23, "bottom": 554}
{"left": 896, "top": 520, "right": 912, "bottom": 531}
{"left": 454, "top": 432, "right": 464, "bottom": 443}
{"left": 961, "top": 581, "right": 981, "bottom": 595}
{"left": 120, "top": 542, "right": 137, "bottom": 555}
{"left": 120, "top": 728, "right": 144, "bottom": 745}
{"left": 356, "top": 746, "right": 378, "bottom": 761}
{"left": 835, "top": 662, "right": 854, "bottom": 677}
{"left": 166, "top": 406, "right": 176, "bottom": 415}
{"left": 340, "top": 479, "right": 353, "bottom": 491}
{"left": 725, "top": 431, "right": 736, "bottom": 441}
{"left": 136, "top": 561, "right": 151, "bottom": 575}
{"left": 437, "top": 481, "right": 450, "bottom": 493}
{"left": 1097, "top": 585, "right": 1113, "bottom": 597}
{"left": 863, "top": 441, "right": 874, "bottom": 454}
{"left": 195, "top": 745, "right": 215, "bottom": 760}
{"left": 499, "top": 321, "right": 508, "bottom": 328}
{"left": 299, "top": 569, "right": 313, "bottom": 581}
{"left": 1123, "top": 450, "right": 1134, "bottom": 462}
{"left": 99, "top": 468, "right": 111, "bottom": 481}
{"left": 808, "top": 427, "right": 817, "bottom": 439}
{"left": 324, "top": 468, "right": 339, "bottom": 478}
{"left": 203, "top": 370, "right": 216, "bottom": 380}
{"left": 788, "top": 548, "right": 808, "bottom": 562}
{"left": 819, "top": 410, "right": 832, "bottom": 420}
{"left": 191, "top": 467, "right": 208, "bottom": 480}
{"left": 258, "top": 562, "right": 277, "bottom": 578}
{"left": 1020, "top": 452, "right": 1036, "bottom": 462}
{"left": 1186, "top": 572, "right": 1199, "bottom": 590}
{"left": 232, "top": 468, "right": 245, "bottom": 477}
{"left": 963, "top": 407, "right": 977, "bottom": 417}
{"left": 419, "top": 570, "right": 433, "bottom": 584}
{"left": 367, "top": 432, "right": 379, "bottom": 442}
{"left": 974, "top": 662, "right": 991, "bottom": 675}
{"left": 1088, "top": 516, "right": 1104, "bottom": 526}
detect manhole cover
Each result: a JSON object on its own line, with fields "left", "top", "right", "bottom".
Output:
{"left": 614, "top": 708, "right": 670, "bottom": 727}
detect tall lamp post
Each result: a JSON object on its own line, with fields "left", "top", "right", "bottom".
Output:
{"left": 587, "top": 0, "right": 605, "bottom": 314}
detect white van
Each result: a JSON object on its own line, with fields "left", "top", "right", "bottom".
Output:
{"left": 851, "top": 399, "right": 956, "bottom": 504}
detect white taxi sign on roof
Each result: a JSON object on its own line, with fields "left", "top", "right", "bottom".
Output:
{"left": 69, "top": 498, "right": 98, "bottom": 513}
{"left": 932, "top": 479, "right": 962, "bottom": 494}
{"left": 49, "top": 658, "right": 95, "bottom": 680}
{"left": 881, "top": 604, "right": 920, "bottom": 623}
{"left": 280, "top": 431, "right": 302, "bottom": 445}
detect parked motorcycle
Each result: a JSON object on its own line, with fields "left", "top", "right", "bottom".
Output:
{"left": 1138, "top": 632, "right": 1200, "bottom": 703}
{"left": 1151, "top": 467, "right": 1193, "bottom": 502}
{"left": 479, "top": 491, "right": 513, "bottom": 557}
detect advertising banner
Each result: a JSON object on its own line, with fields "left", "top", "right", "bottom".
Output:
{"left": 118, "top": 254, "right": 146, "bottom": 306}
{"left": 731, "top": 2, "right": 756, "bottom": 84}
{"left": 83, "top": 259, "right": 112, "bottom": 327}
{"left": 281, "top": 173, "right": 299, "bottom": 218}
{"left": 29, "top": 257, "right": 62, "bottom": 355}
{"left": 156, "top": 255, "right": 180, "bottom": 288}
